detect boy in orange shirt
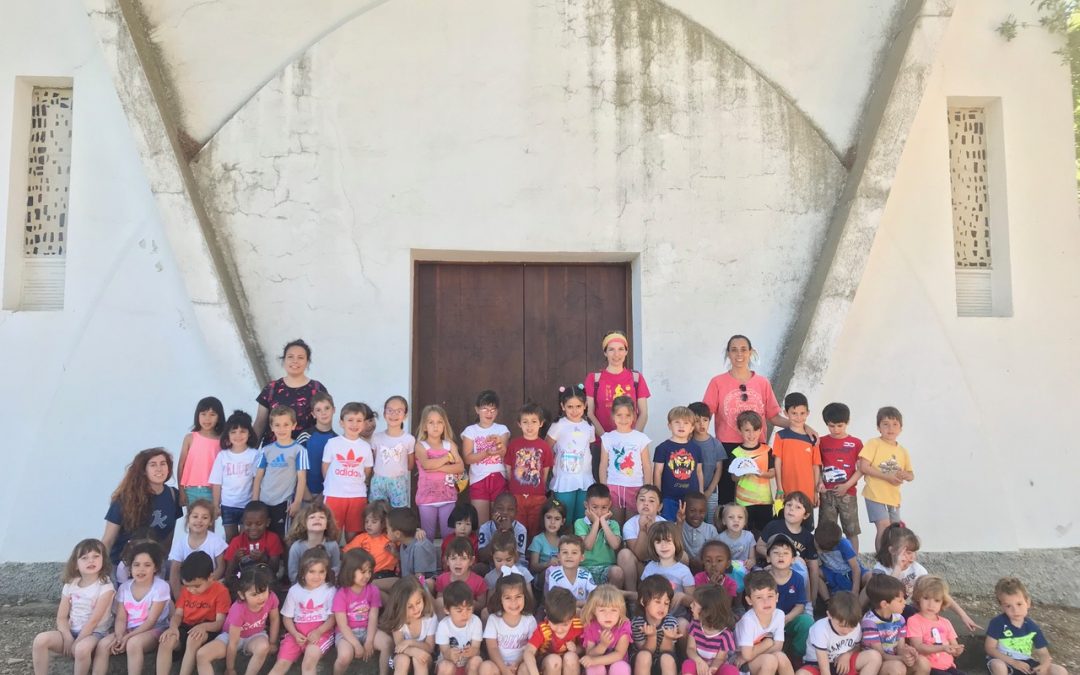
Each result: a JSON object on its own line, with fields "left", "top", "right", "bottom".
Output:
{"left": 156, "top": 551, "right": 230, "bottom": 675}
{"left": 773, "top": 393, "right": 821, "bottom": 505}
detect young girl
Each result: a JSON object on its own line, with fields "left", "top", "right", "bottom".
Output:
{"left": 641, "top": 522, "right": 695, "bottom": 610}
{"left": 462, "top": 389, "right": 511, "bottom": 527}
{"left": 441, "top": 502, "right": 480, "bottom": 560}
{"left": 631, "top": 574, "right": 682, "bottom": 675}
{"left": 93, "top": 542, "right": 171, "bottom": 675}
{"left": 196, "top": 563, "right": 280, "bottom": 675}
{"left": 868, "top": 524, "right": 979, "bottom": 631}
{"left": 209, "top": 410, "right": 261, "bottom": 542}
{"left": 599, "top": 396, "right": 653, "bottom": 525}
{"left": 370, "top": 395, "right": 416, "bottom": 508}
{"left": 333, "top": 549, "right": 382, "bottom": 674}
{"left": 717, "top": 504, "right": 755, "bottom": 573}
{"left": 377, "top": 576, "right": 437, "bottom": 675}
{"left": 269, "top": 547, "right": 337, "bottom": 675}
{"left": 905, "top": 576, "right": 965, "bottom": 675}
{"left": 546, "top": 385, "right": 596, "bottom": 525}
{"left": 32, "top": 539, "right": 114, "bottom": 675}
{"left": 685, "top": 585, "right": 738, "bottom": 675}
{"left": 482, "top": 572, "right": 538, "bottom": 675}
{"left": 694, "top": 540, "right": 739, "bottom": 602}
{"left": 168, "top": 499, "right": 226, "bottom": 599}
{"left": 286, "top": 502, "right": 342, "bottom": 583}
{"left": 177, "top": 396, "right": 225, "bottom": 510}
{"left": 359, "top": 403, "right": 378, "bottom": 443}
{"left": 580, "top": 584, "right": 633, "bottom": 675}
{"left": 528, "top": 498, "right": 567, "bottom": 576}
{"left": 415, "top": 405, "right": 466, "bottom": 540}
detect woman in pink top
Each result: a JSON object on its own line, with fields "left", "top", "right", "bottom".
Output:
{"left": 701, "top": 335, "right": 815, "bottom": 505}
{"left": 586, "top": 331, "right": 651, "bottom": 436}
{"left": 177, "top": 396, "right": 225, "bottom": 510}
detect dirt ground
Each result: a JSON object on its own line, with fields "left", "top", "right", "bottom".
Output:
{"left": 1, "top": 595, "right": 1076, "bottom": 674}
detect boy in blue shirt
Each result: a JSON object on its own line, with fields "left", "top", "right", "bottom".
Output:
{"left": 688, "top": 401, "right": 727, "bottom": 526}
{"left": 986, "top": 577, "right": 1067, "bottom": 675}
{"left": 766, "top": 534, "right": 813, "bottom": 658}
{"left": 295, "top": 392, "right": 336, "bottom": 502}
{"left": 652, "top": 406, "right": 704, "bottom": 521}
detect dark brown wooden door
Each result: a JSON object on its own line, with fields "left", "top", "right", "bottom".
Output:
{"left": 414, "top": 263, "right": 630, "bottom": 434}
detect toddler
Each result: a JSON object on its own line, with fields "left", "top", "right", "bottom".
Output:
{"left": 344, "top": 500, "right": 398, "bottom": 595}
{"left": 222, "top": 501, "right": 284, "bottom": 581}
{"left": 718, "top": 503, "right": 756, "bottom": 572}
{"left": 905, "top": 577, "right": 963, "bottom": 675}
{"left": 483, "top": 532, "right": 536, "bottom": 598}
{"left": 686, "top": 584, "right": 739, "bottom": 675}
{"left": 442, "top": 502, "right": 480, "bottom": 560}
{"left": 640, "top": 522, "right": 695, "bottom": 611}
{"left": 332, "top": 549, "right": 382, "bottom": 674}
{"left": 694, "top": 540, "right": 739, "bottom": 601}
{"left": 156, "top": 551, "right": 229, "bottom": 675}
{"left": 986, "top": 577, "right": 1068, "bottom": 675}
{"left": 377, "top": 576, "right": 437, "bottom": 675}
{"left": 93, "top": 542, "right": 171, "bottom": 675}
{"left": 286, "top": 502, "right": 342, "bottom": 584}
{"left": 269, "top": 548, "right": 337, "bottom": 675}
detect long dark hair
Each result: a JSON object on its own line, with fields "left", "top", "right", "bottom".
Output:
{"left": 110, "top": 449, "right": 174, "bottom": 531}
{"left": 220, "top": 410, "right": 258, "bottom": 450}
{"left": 191, "top": 396, "right": 226, "bottom": 435}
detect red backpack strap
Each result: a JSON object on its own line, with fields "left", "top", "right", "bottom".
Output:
{"left": 593, "top": 371, "right": 601, "bottom": 397}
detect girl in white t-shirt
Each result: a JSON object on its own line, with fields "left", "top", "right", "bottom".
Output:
{"left": 599, "top": 396, "right": 653, "bottom": 525}
{"left": 369, "top": 395, "right": 416, "bottom": 508}
{"left": 167, "top": 499, "right": 227, "bottom": 599}
{"left": 546, "top": 384, "right": 596, "bottom": 525}
{"left": 461, "top": 389, "right": 511, "bottom": 527}
{"left": 377, "top": 576, "right": 437, "bottom": 675}
{"left": 268, "top": 547, "right": 337, "bottom": 675}
{"left": 32, "top": 538, "right": 115, "bottom": 675}
{"left": 482, "top": 572, "right": 538, "bottom": 673}
{"left": 209, "top": 410, "right": 261, "bottom": 542}
{"left": 94, "top": 541, "right": 172, "bottom": 675}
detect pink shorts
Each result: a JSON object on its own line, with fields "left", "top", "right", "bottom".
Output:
{"left": 469, "top": 472, "right": 506, "bottom": 501}
{"left": 609, "top": 485, "right": 640, "bottom": 511}
{"left": 278, "top": 621, "right": 334, "bottom": 662}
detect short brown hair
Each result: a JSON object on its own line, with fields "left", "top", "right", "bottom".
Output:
{"left": 490, "top": 531, "right": 519, "bottom": 558}
{"left": 865, "top": 573, "right": 905, "bottom": 607}
{"left": 444, "top": 536, "right": 474, "bottom": 561}
{"left": 667, "top": 406, "right": 694, "bottom": 423}
{"left": 558, "top": 534, "right": 585, "bottom": 555}
{"left": 743, "top": 570, "right": 777, "bottom": 598}
{"left": 876, "top": 406, "right": 902, "bottom": 426}
{"left": 736, "top": 410, "right": 763, "bottom": 430}
{"left": 269, "top": 405, "right": 296, "bottom": 423}
{"left": 544, "top": 587, "right": 577, "bottom": 623}
{"left": 827, "top": 591, "right": 861, "bottom": 626}
{"left": 814, "top": 521, "right": 843, "bottom": 551}
{"left": 994, "top": 577, "right": 1031, "bottom": 602}
{"left": 387, "top": 507, "right": 419, "bottom": 535}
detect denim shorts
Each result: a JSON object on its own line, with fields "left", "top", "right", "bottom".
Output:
{"left": 220, "top": 505, "right": 246, "bottom": 526}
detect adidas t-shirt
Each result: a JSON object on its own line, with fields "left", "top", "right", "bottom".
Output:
{"left": 281, "top": 582, "right": 335, "bottom": 624}
{"left": 322, "top": 436, "right": 373, "bottom": 498}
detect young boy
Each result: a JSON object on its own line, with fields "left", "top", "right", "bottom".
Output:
{"left": 573, "top": 483, "right": 625, "bottom": 588}
{"left": 505, "top": 402, "right": 554, "bottom": 540}
{"left": 523, "top": 587, "right": 584, "bottom": 675}
{"left": 773, "top": 393, "right": 822, "bottom": 506}
{"left": 545, "top": 535, "right": 596, "bottom": 606}
{"left": 652, "top": 406, "right": 705, "bottom": 522}
{"left": 766, "top": 534, "right": 813, "bottom": 659}
{"left": 986, "top": 577, "right": 1068, "bottom": 675}
{"left": 296, "top": 391, "right": 337, "bottom": 502}
{"left": 681, "top": 490, "right": 721, "bottom": 572}
{"left": 797, "top": 591, "right": 881, "bottom": 675}
{"left": 387, "top": 507, "right": 437, "bottom": 590}
{"left": 758, "top": 492, "right": 820, "bottom": 606}
{"left": 817, "top": 403, "right": 863, "bottom": 554}
{"left": 735, "top": 571, "right": 795, "bottom": 675}
{"left": 616, "top": 485, "right": 666, "bottom": 593}
{"left": 478, "top": 492, "right": 529, "bottom": 566}
{"left": 861, "top": 574, "right": 926, "bottom": 675}
{"left": 435, "top": 580, "right": 484, "bottom": 675}
{"left": 857, "top": 407, "right": 914, "bottom": 550}
{"left": 483, "top": 532, "right": 536, "bottom": 600}
{"left": 223, "top": 501, "right": 284, "bottom": 580}
{"left": 689, "top": 401, "right": 727, "bottom": 527}
{"left": 815, "top": 522, "right": 866, "bottom": 599}
{"left": 730, "top": 410, "right": 776, "bottom": 533}
{"left": 322, "top": 402, "right": 375, "bottom": 541}
{"left": 156, "top": 551, "right": 230, "bottom": 675}
{"left": 632, "top": 573, "right": 683, "bottom": 675}
{"left": 252, "top": 405, "right": 309, "bottom": 540}
{"left": 434, "top": 537, "right": 488, "bottom": 616}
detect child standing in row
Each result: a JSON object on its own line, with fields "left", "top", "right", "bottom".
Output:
{"left": 505, "top": 402, "right": 554, "bottom": 540}
{"left": 653, "top": 406, "right": 704, "bottom": 522}
{"left": 415, "top": 405, "right": 465, "bottom": 540}
{"left": 463, "top": 390, "right": 511, "bottom": 528}
{"left": 547, "top": 385, "right": 596, "bottom": 526}
{"left": 296, "top": 392, "right": 337, "bottom": 502}
{"left": 817, "top": 403, "right": 863, "bottom": 554}
{"left": 857, "top": 407, "right": 914, "bottom": 550}
{"left": 253, "top": 405, "right": 309, "bottom": 541}
{"left": 688, "top": 401, "right": 727, "bottom": 527}
{"left": 729, "top": 411, "right": 775, "bottom": 533}
{"left": 209, "top": 410, "right": 261, "bottom": 542}
{"left": 369, "top": 395, "right": 415, "bottom": 508}
{"left": 599, "top": 396, "right": 652, "bottom": 526}
{"left": 177, "top": 397, "right": 225, "bottom": 511}
{"left": 772, "top": 393, "right": 821, "bottom": 507}
{"left": 323, "top": 402, "right": 375, "bottom": 541}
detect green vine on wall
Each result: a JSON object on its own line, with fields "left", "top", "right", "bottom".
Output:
{"left": 997, "top": 1, "right": 1080, "bottom": 186}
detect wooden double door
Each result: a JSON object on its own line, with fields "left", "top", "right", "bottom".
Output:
{"left": 413, "top": 262, "right": 631, "bottom": 433}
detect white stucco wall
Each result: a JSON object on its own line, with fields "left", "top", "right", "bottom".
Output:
{"left": 821, "top": 0, "right": 1080, "bottom": 552}
{"left": 0, "top": 0, "right": 252, "bottom": 562}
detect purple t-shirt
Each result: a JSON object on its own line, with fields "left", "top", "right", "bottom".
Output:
{"left": 223, "top": 593, "right": 280, "bottom": 638}
{"left": 332, "top": 585, "right": 382, "bottom": 631}
{"left": 581, "top": 619, "right": 633, "bottom": 661}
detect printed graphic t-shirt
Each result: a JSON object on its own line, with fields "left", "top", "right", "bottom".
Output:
{"left": 601, "top": 430, "right": 651, "bottom": 487}
{"left": 222, "top": 592, "right": 280, "bottom": 638}
{"left": 819, "top": 435, "right": 863, "bottom": 496}
{"left": 322, "top": 436, "right": 374, "bottom": 498}
{"left": 462, "top": 423, "right": 510, "bottom": 483}
{"left": 653, "top": 439, "right": 703, "bottom": 498}
{"left": 547, "top": 418, "right": 596, "bottom": 492}
{"left": 505, "top": 437, "right": 553, "bottom": 497}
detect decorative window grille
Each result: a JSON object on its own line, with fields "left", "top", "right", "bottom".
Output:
{"left": 947, "top": 107, "right": 993, "bottom": 317}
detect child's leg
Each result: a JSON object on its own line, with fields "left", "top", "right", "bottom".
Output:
{"left": 410, "top": 647, "right": 432, "bottom": 675}
{"left": 786, "top": 614, "right": 814, "bottom": 658}
{"left": 879, "top": 660, "right": 907, "bottom": 675}
{"left": 333, "top": 636, "right": 357, "bottom": 675}
{"left": 775, "top": 650, "right": 795, "bottom": 675}
{"left": 154, "top": 633, "right": 177, "bottom": 675}
{"left": 562, "top": 651, "right": 581, "bottom": 675}
{"left": 31, "top": 630, "right": 63, "bottom": 675}
{"left": 748, "top": 653, "right": 780, "bottom": 675}
{"left": 438, "top": 502, "right": 457, "bottom": 541}
{"left": 301, "top": 642, "right": 325, "bottom": 675}
{"left": 437, "top": 659, "right": 458, "bottom": 675}
{"left": 419, "top": 504, "right": 439, "bottom": 541}
{"left": 195, "top": 638, "right": 226, "bottom": 675}
{"left": 854, "top": 649, "right": 882, "bottom": 675}
{"left": 609, "top": 661, "right": 631, "bottom": 675}
{"left": 541, "top": 653, "right": 562, "bottom": 674}
{"left": 374, "top": 630, "right": 394, "bottom": 675}
{"left": 124, "top": 631, "right": 160, "bottom": 675}
{"left": 91, "top": 634, "right": 116, "bottom": 675}
{"left": 481, "top": 661, "right": 502, "bottom": 675}
{"left": 178, "top": 630, "right": 211, "bottom": 675}
{"left": 706, "top": 488, "right": 719, "bottom": 527}
{"left": 71, "top": 635, "right": 102, "bottom": 675}
{"left": 244, "top": 635, "right": 271, "bottom": 675}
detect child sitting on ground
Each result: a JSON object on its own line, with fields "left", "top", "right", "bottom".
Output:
{"left": 905, "top": 577, "right": 964, "bottom": 675}
{"left": 860, "top": 574, "right": 926, "bottom": 675}
{"left": 478, "top": 492, "right": 529, "bottom": 567}
{"left": 686, "top": 584, "right": 738, "bottom": 675}
{"left": 528, "top": 498, "right": 568, "bottom": 582}
{"left": 574, "top": 483, "right": 626, "bottom": 588}
{"left": 194, "top": 565, "right": 279, "bottom": 675}
{"left": 616, "top": 485, "right": 666, "bottom": 593}
{"left": 545, "top": 535, "right": 596, "bottom": 607}
{"left": 718, "top": 503, "right": 756, "bottom": 574}
{"left": 796, "top": 591, "right": 881, "bottom": 675}
{"left": 735, "top": 571, "right": 794, "bottom": 675}
{"left": 631, "top": 574, "right": 683, "bottom": 675}
{"left": 985, "top": 577, "right": 1069, "bottom": 675}
{"left": 442, "top": 503, "right": 480, "bottom": 560}
{"left": 388, "top": 507, "right": 438, "bottom": 592}
{"left": 765, "top": 534, "right": 813, "bottom": 660}
{"left": 641, "top": 522, "right": 695, "bottom": 611}
{"left": 757, "top": 491, "right": 820, "bottom": 608}
{"left": 694, "top": 540, "right": 739, "bottom": 603}
{"left": 815, "top": 521, "right": 866, "bottom": 600}
{"left": 523, "top": 587, "right": 584, "bottom": 675}
{"left": 332, "top": 549, "right": 382, "bottom": 675}
{"left": 223, "top": 501, "right": 284, "bottom": 582}
{"left": 680, "top": 490, "right": 721, "bottom": 573}
{"left": 435, "top": 581, "right": 484, "bottom": 675}
{"left": 344, "top": 500, "right": 398, "bottom": 598}
{"left": 484, "top": 532, "right": 536, "bottom": 604}
{"left": 435, "top": 537, "right": 488, "bottom": 617}
{"left": 286, "top": 502, "right": 341, "bottom": 584}
{"left": 156, "top": 551, "right": 229, "bottom": 675}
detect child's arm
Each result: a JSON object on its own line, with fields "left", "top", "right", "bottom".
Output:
{"left": 773, "top": 447, "right": 785, "bottom": 495}
{"left": 583, "top": 516, "right": 602, "bottom": 551}
{"left": 806, "top": 560, "right": 820, "bottom": 610}
{"left": 528, "top": 549, "right": 545, "bottom": 575}
{"left": 177, "top": 432, "right": 194, "bottom": 501}
{"left": 946, "top": 597, "right": 980, "bottom": 632}
{"left": 636, "top": 399, "right": 649, "bottom": 431}
{"left": 306, "top": 614, "right": 336, "bottom": 645}
{"left": 212, "top": 553, "right": 225, "bottom": 581}
{"left": 642, "top": 445, "right": 653, "bottom": 485}
{"left": 267, "top": 608, "right": 280, "bottom": 651}
{"left": 583, "top": 633, "right": 631, "bottom": 667}
{"left": 687, "top": 633, "right": 709, "bottom": 671}
{"left": 639, "top": 621, "right": 659, "bottom": 653}
{"left": 192, "top": 611, "right": 227, "bottom": 641}
{"left": 169, "top": 561, "right": 182, "bottom": 600}
{"left": 443, "top": 443, "right": 465, "bottom": 474}
{"left": 282, "top": 616, "right": 304, "bottom": 643}
{"left": 461, "top": 436, "right": 478, "bottom": 464}
{"left": 652, "top": 456, "right": 663, "bottom": 488}
{"left": 225, "top": 625, "right": 244, "bottom": 673}
{"left": 598, "top": 444, "right": 610, "bottom": 484}
{"left": 695, "top": 464, "right": 704, "bottom": 495}
{"left": 907, "top": 634, "right": 949, "bottom": 657}
{"left": 1032, "top": 647, "right": 1056, "bottom": 675}
{"left": 290, "top": 471, "right": 307, "bottom": 517}
{"left": 125, "top": 600, "right": 167, "bottom": 641}
{"left": 161, "top": 605, "right": 185, "bottom": 645}
{"left": 856, "top": 458, "right": 903, "bottom": 487}
{"left": 586, "top": 393, "right": 604, "bottom": 438}
{"left": 54, "top": 596, "right": 74, "bottom": 652}
{"left": 252, "top": 467, "right": 265, "bottom": 501}
{"left": 322, "top": 460, "right": 331, "bottom": 480}
{"left": 847, "top": 554, "right": 861, "bottom": 593}
{"left": 484, "top": 637, "right": 512, "bottom": 675}
{"left": 474, "top": 588, "right": 488, "bottom": 614}
{"left": 599, "top": 512, "right": 621, "bottom": 550}
{"left": 522, "top": 644, "right": 542, "bottom": 675}
{"left": 784, "top": 601, "right": 804, "bottom": 624}
{"left": 211, "top": 484, "right": 223, "bottom": 521}
{"left": 73, "top": 588, "right": 113, "bottom": 648}
{"left": 815, "top": 648, "right": 834, "bottom": 675}
{"left": 267, "top": 553, "right": 282, "bottom": 576}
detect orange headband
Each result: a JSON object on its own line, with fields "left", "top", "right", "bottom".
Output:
{"left": 602, "top": 333, "right": 628, "bottom": 350}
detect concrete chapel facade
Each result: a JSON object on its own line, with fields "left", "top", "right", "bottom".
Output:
{"left": 2, "top": 0, "right": 1079, "bottom": 602}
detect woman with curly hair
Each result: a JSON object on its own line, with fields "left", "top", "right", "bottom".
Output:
{"left": 101, "top": 448, "right": 183, "bottom": 566}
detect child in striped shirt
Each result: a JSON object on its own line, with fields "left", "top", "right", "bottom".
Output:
{"left": 686, "top": 584, "right": 738, "bottom": 675}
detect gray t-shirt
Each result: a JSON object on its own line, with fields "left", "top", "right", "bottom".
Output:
{"left": 287, "top": 540, "right": 341, "bottom": 583}
{"left": 682, "top": 521, "right": 721, "bottom": 560}
{"left": 256, "top": 442, "right": 310, "bottom": 505}
{"left": 696, "top": 435, "right": 727, "bottom": 492}
{"left": 718, "top": 529, "right": 756, "bottom": 563}
{"left": 400, "top": 537, "right": 438, "bottom": 577}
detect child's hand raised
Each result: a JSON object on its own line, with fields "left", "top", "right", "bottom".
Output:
{"left": 661, "top": 625, "right": 683, "bottom": 641}
{"left": 598, "top": 628, "right": 613, "bottom": 648}
{"left": 676, "top": 501, "right": 686, "bottom": 523}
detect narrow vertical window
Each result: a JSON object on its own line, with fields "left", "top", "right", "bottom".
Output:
{"left": 18, "top": 87, "right": 72, "bottom": 310}
{"left": 947, "top": 105, "right": 1011, "bottom": 317}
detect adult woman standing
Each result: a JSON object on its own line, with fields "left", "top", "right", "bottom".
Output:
{"left": 102, "top": 448, "right": 183, "bottom": 566}
{"left": 702, "top": 335, "right": 815, "bottom": 507}
{"left": 586, "top": 331, "right": 651, "bottom": 437}
{"left": 253, "top": 338, "right": 328, "bottom": 446}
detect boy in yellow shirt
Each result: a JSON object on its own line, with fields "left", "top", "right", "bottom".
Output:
{"left": 856, "top": 407, "right": 914, "bottom": 550}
